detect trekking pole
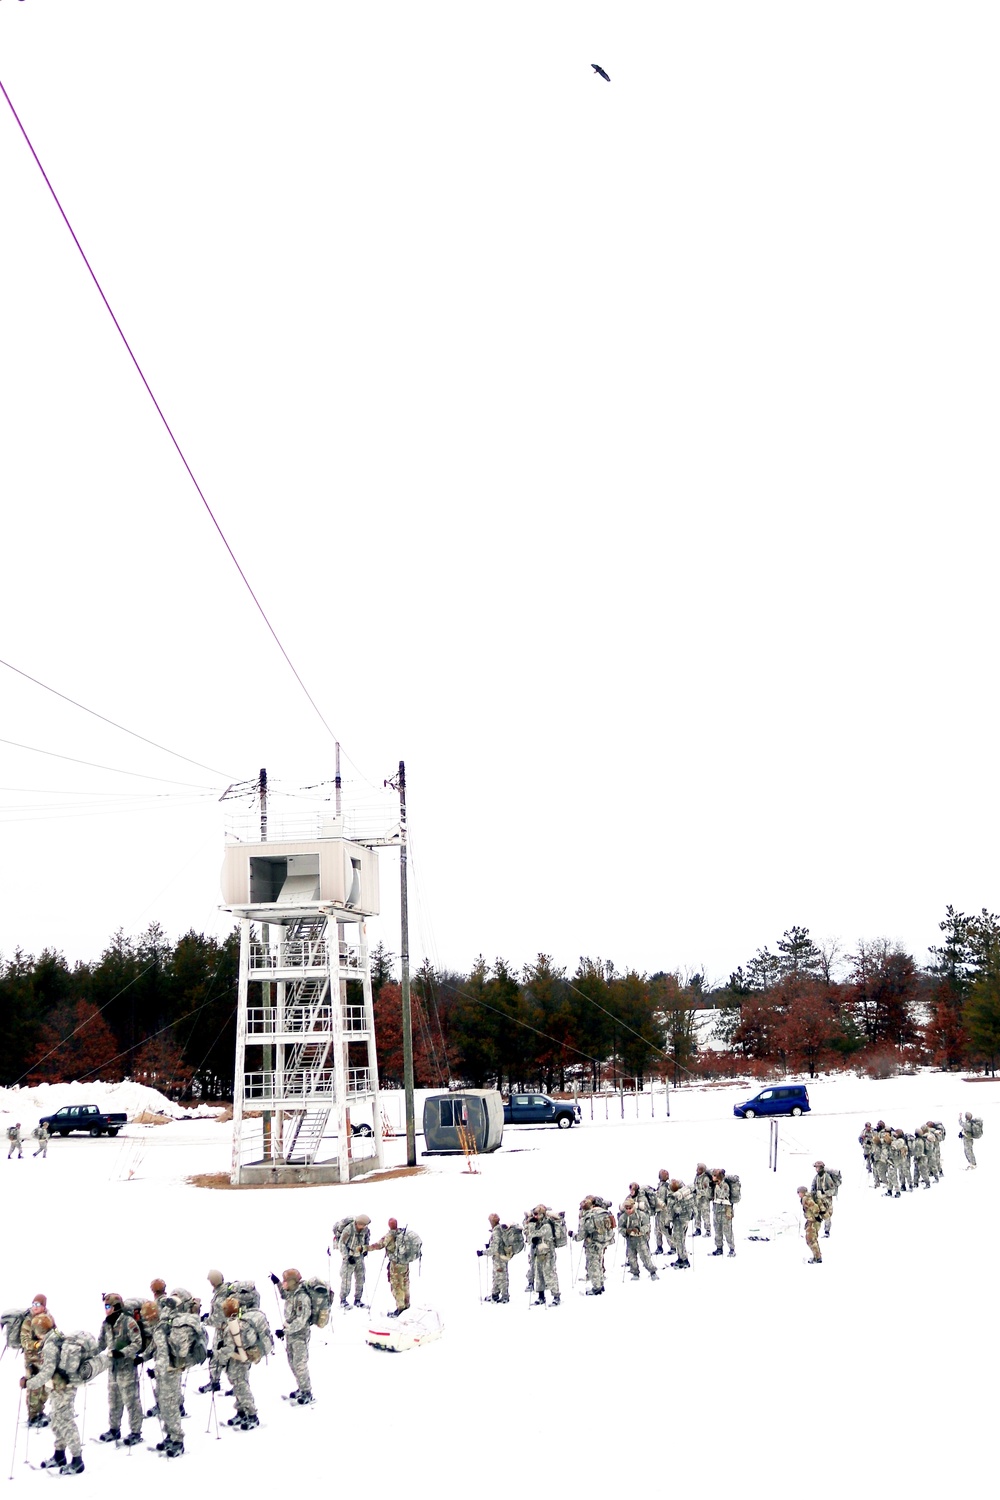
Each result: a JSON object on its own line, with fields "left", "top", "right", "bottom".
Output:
{"left": 80, "top": 1383, "right": 87, "bottom": 1442}
{"left": 476, "top": 1252, "right": 483, "bottom": 1305}
{"left": 9, "top": 1385, "right": 22, "bottom": 1480}
{"left": 207, "top": 1381, "right": 220, "bottom": 1441}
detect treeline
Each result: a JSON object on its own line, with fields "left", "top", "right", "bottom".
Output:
{"left": 0, "top": 925, "right": 239, "bottom": 1097}
{"left": 4, "top": 906, "right": 1000, "bottom": 1099}
{"left": 372, "top": 909, "right": 1000, "bottom": 1090}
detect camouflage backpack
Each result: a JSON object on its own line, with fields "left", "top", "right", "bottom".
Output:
{"left": 969, "top": 1118, "right": 984, "bottom": 1140}
{"left": 166, "top": 1312, "right": 208, "bottom": 1369}
{"left": 725, "top": 1174, "right": 742, "bottom": 1205}
{"left": 393, "top": 1228, "right": 423, "bottom": 1265}
{"left": 301, "top": 1277, "right": 332, "bottom": 1327}
{"left": 826, "top": 1168, "right": 842, "bottom": 1194}
{"left": 500, "top": 1223, "right": 525, "bottom": 1257}
{"left": 238, "top": 1308, "right": 273, "bottom": 1362}
{"left": 546, "top": 1213, "right": 568, "bottom": 1250}
{"left": 57, "top": 1330, "right": 101, "bottom": 1382}
{"left": 224, "top": 1280, "right": 260, "bottom": 1310}
{"left": 332, "top": 1217, "right": 354, "bottom": 1242}
{"left": 5, "top": 1127, "right": 17, "bottom": 1141}
{"left": 588, "top": 1207, "right": 616, "bottom": 1246}
{"left": 121, "top": 1300, "right": 152, "bottom": 1357}
{"left": 1, "top": 1308, "right": 30, "bottom": 1350}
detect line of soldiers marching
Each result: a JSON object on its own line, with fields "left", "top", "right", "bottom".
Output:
{"left": 480, "top": 1164, "right": 741, "bottom": 1304}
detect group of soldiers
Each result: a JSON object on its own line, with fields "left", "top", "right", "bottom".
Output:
{"left": 858, "top": 1119, "right": 948, "bottom": 1194}
{"left": 5, "top": 1123, "right": 48, "bottom": 1159}
{"left": 11, "top": 1206, "right": 420, "bottom": 1474}
{"left": 481, "top": 1165, "right": 741, "bottom": 1304}
{"left": 14, "top": 1268, "right": 316, "bottom": 1472}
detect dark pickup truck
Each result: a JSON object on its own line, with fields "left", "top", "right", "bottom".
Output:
{"left": 503, "top": 1093, "right": 581, "bottom": 1129}
{"left": 39, "top": 1104, "right": 128, "bottom": 1137}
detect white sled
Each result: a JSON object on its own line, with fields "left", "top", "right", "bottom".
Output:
{"left": 365, "top": 1307, "right": 443, "bottom": 1353}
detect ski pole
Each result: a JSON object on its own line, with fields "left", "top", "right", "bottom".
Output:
{"left": 9, "top": 1385, "right": 22, "bottom": 1480}
{"left": 208, "top": 1380, "right": 220, "bottom": 1441}
{"left": 80, "top": 1383, "right": 87, "bottom": 1442}
{"left": 476, "top": 1251, "right": 483, "bottom": 1305}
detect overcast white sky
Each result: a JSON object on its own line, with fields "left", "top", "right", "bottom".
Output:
{"left": 1, "top": 2, "right": 997, "bottom": 988}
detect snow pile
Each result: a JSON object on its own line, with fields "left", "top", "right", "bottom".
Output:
{"left": 0, "top": 1078, "right": 225, "bottom": 1128}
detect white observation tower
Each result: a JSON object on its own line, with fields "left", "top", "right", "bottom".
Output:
{"left": 222, "top": 815, "right": 383, "bottom": 1184}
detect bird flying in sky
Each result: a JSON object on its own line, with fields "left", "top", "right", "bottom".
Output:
{"left": 591, "top": 64, "right": 610, "bottom": 82}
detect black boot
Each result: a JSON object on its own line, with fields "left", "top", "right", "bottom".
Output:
{"left": 710, "top": 1248, "right": 723, "bottom": 1256}
{"left": 122, "top": 1433, "right": 143, "bottom": 1447}
{"left": 728, "top": 1248, "right": 735, "bottom": 1257}
{"left": 242, "top": 1414, "right": 259, "bottom": 1429}
{"left": 98, "top": 1429, "right": 121, "bottom": 1443}
{"left": 59, "top": 1456, "right": 85, "bottom": 1476}
{"left": 535, "top": 1294, "right": 545, "bottom": 1305}
{"left": 40, "top": 1452, "right": 66, "bottom": 1470}
{"left": 165, "top": 1440, "right": 184, "bottom": 1458}
{"left": 339, "top": 1299, "right": 349, "bottom": 1309}
{"left": 198, "top": 1380, "right": 221, "bottom": 1394}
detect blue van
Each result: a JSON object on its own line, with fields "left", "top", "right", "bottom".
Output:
{"left": 733, "top": 1084, "right": 810, "bottom": 1119}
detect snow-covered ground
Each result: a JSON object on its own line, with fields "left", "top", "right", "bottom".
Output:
{"left": 1, "top": 1070, "right": 996, "bottom": 1498}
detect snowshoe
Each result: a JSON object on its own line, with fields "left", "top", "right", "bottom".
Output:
{"left": 241, "top": 1414, "right": 259, "bottom": 1430}
{"left": 40, "top": 1452, "right": 66, "bottom": 1470}
{"left": 295, "top": 1392, "right": 314, "bottom": 1406}
{"left": 122, "top": 1433, "right": 143, "bottom": 1447}
{"left": 27, "top": 1415, "right": 50, "bottom": 1429}
{"left": 98, "top": 1430, "right": 121, "bottom": 1444}
{"left": 198, "top": 1380, "right": 220, "bottom": 1394}
{"left": 165, "top": 1440, "right": 184, "bottom": 1458}
{"left": 59, "top": 1457, "right": 84, "bottom": 1476}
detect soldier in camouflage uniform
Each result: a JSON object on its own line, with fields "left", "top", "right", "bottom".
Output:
{"left": 525, "top": 1204, "right": 561, "bottom": 1304}
{"left": 880, "top": 1132, "right": 898, "bottom": 1196}
{"left": 859, "top": 1124, "right": 875, "bottom": 1177}
{"left": 200, "top": 1270, "right": 227, "bottom": 1392}
{"left": 216, "top": 1296, "right": 259, "bottom": 1429}
{"left": 911, "top": 1128, "right": 930, "bottom": 1188}
{"left": 961, "top": 1112, "right": 978, "bottom": 1169}
{"left": 147, "top": 1297, "right": 189, "bottom": 1455}
{"left": 653, "top": 1169, "right": 671, "bottom": 1254}
{"left": 797, "top": 1187, "right": 823, "bottom": 1263}
{"left": 710, "top": 1169, "right": 735, "bottom": 1256}
{"left": 891, "top": 1131, "right": 910, "bottom": 1194}
{"left": 7, "top": 1122, "right": 23, "bottom": 1159}
{"left": 872, "top": 1131, "right": 889, "bottom": 1187}
{"left": 485, "top": 1214, "right": 512, "bottom": 1302}
{"left": 618, "top": 1198, "right": 658, "bottom": 1280}
{"left": 21, "top": 1295, "right": 52, "bottom": 1427}
{"left": 24, "top": 1317, "right": 106, "bottom": 1473}
{"left": 811, "top": 1161, "right": 838, "bottom": 1234}
{"left": 96, "top": 1293, "right": 144, "bottom": 1445}
{"left": 274, "top": 1268, "right": 314, "bottom": 1402}
{"left": 31, "top": 1122, "right": 49, "bottom": 1158}
{"left": 571, "top": 1197, "right": 610, "bottom": 1295}
{"left": 338, "top": 1215, "right": 372, "bottom": 1307}
{"left": 371, "top": 1219, "right": 418, "bottom": 1317}
{"left": 666, "top": 1178, "right": 694, "bottom": 1268}
{"left": 693, "top": 1163, "right": 713, "bottom": 1237}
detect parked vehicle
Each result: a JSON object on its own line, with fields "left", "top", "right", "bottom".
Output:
{"left": 733, "top": 1085, "right": 810, "bottom": 1119}
{"left": 38, "top": 1104, "right": 128, "bottom": 1137}
{"left": 503, "top": 1093, "right": 581, "bottom": 1129}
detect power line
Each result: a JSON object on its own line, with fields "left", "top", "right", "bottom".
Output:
{"left": 0, "top": 656, "right": 236, "bottom": 778}
{"left": 0, "top": 76, "right": 352, "bottom": 766}
{"left": 0, "top": 736, "right": 222, "bottom": 789}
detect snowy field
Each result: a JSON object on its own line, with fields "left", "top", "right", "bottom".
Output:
{"left": 1, "top": 1071, "right": 996, "bottom": 1498}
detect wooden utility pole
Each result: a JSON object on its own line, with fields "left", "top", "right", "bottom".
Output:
{"left": 260, "top": 767, "right": 273, "bottom": 1161}
{"left": 398, "top": 761, "right": 416, "bottom": 1166}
